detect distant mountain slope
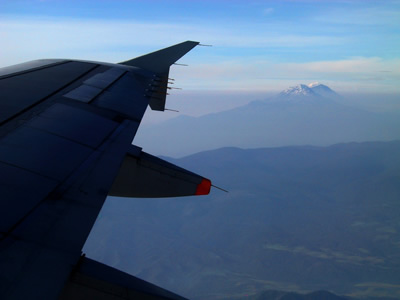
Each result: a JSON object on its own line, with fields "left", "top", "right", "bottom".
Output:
{"left": 249, "top": 289, "right": 349, "bottom": 300}
{"left": 134, "top": 84, "right": 400, "bottom": 157}
{"left": 307, "top": 82, "right": 340, "bottom": 99}
{"left": 248, "top": 289, "right": 397, "bottom": 300}
{"left": 85, "top": 141, "right": 400, "bottom": 300}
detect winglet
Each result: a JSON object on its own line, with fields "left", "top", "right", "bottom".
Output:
{"left": 119, "top": 41, "right": 199, "bottom": 74}
{"left": 120, "top": 41, "right": 200, "bottom": 111}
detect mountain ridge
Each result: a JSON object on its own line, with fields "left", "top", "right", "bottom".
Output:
{"left": 246, "top": 289, "right": 350, "bottom": 300}
{"left": 134, "top": 84, "right": 400, "bottom": 157}
{"left": 85, "top": 140, "right": 400, "bottom": 300}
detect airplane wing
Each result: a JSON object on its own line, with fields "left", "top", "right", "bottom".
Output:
{"left": 0, "top": 41, "right": 211, "bottom": 300}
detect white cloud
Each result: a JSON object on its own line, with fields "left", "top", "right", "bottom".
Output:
{"left": 280, "top": 57, "right": 400, "bottom": 74}
{"left": 314, "top": 7, "right": 400, "bottom": 26}
{"left": 170, "top": 57, "right": 400, "bottom": 92}
{"left": 263, "top": 7, "right": 274, "bottom": 15}
{"left": 0, "top": 17, "right": 197, "bottom": 65}
{"left": 0, "top": 15, "right": 345, "bottom": 67}
{"left": 0, "top": 16, "right": 398, "bottom": 93}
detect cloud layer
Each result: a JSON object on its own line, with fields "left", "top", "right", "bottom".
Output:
{"left": 0, "top": 0, "right": 399, "bottom": 93}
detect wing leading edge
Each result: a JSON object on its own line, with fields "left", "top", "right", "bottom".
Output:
{"left": 0, "top": 41, "right": 210, "bottom": 300}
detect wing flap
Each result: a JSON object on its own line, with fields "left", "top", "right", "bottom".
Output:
{"left": 109, "top": 145, "right": 211, "bottom": 198}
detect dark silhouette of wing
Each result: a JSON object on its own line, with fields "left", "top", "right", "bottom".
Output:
{"left": 0, "top": 41, "right": 209, "bottom": 300}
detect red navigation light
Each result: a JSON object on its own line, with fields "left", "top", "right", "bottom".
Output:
{"left": 195, "top": 178, "right": 211, "bottom": 195}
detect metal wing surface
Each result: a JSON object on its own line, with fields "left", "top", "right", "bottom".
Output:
{"left": 0, "top": 41, "right": 211, "bottom": 300}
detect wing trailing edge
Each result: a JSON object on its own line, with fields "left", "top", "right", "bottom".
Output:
{"left": 109, "top": 145, "right": 211, "bottom": 198}
{"left": 119, "top": 41, "right": 200, "bottom": 112}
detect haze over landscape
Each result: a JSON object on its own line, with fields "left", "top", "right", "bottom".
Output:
{"left": 2, "top": 0, "right": 400, "bottom": 299}
{"left": 135, "top": 83, "right": 400, "bottom": 157}
{"left": 86, "top": 85, "right": 400, "bottom": 299}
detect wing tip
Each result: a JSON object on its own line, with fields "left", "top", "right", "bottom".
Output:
{"left": 195, "top": 178, "right": 212, "bottom": 195}
{"left": 119, "top": 40, "right": 200, "bottom": 73}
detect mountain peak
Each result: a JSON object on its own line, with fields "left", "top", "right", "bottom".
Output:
{"left": 280, "top": 84, "right": 316, "bottom": 97}
{"left": 307, "top": 82, "right": 322, "bottom": 88}
{"left": 276, "top": 83, "right": 339, "bottom": 102}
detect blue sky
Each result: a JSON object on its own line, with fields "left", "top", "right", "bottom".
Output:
{"left": 1, "top": 0, "right": 399, "bottom": 93}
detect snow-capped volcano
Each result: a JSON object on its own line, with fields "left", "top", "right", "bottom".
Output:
{"left": 280, "top": 84, "right": 317, "bottom": 97}
{"left": 276, "top": 83, "right": 340, "bottom": 102}
{"left": 308, "top": 83, "right": 340, "bottom": 98}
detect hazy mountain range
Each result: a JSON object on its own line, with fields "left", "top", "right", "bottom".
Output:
{"left": 84, "top": 85, "right": 400, "bottom": 299}
{"left": 249, "top": 289, "right": 350, "bottom": 300}
{"left": 85, "top": 140, "right": 400, "bottom": 300}
{"left": 134, "top": 83, "right": 400, "bottom": 157}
